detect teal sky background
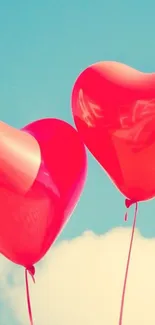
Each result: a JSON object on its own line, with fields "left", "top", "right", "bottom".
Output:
{"left": 1, "top": 0, "right": 155, "bottom": 324}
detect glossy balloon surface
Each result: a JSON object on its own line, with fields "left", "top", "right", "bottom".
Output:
{"left": 72, "top": 61, "right": 155, "bottom": 201}
{"left": 0, "top": 118, "right": 87, "bottom": 267}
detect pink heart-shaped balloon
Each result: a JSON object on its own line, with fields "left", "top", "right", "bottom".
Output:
{"left": 72, "top": 61, "right": 155, "bottom": 202}
{"left": 0, "top": 118, "right": 87, "bottom": 267}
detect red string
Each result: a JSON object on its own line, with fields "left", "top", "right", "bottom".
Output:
{"left": 25, "top": 266, "right": 35, "bottom": 325}
{"left": 118, "top": 200, "right": 138, "bottom": 325}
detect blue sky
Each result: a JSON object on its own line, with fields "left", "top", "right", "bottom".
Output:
{"left": 1, "top": 0, "right": 155, "bottom": 324}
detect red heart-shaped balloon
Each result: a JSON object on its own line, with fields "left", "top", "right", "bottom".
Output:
{"left": 72, "top": 61, "right": 155, "bottom": 202}
{"left": 0, "top": 118, "right": 87, "bottom": 267}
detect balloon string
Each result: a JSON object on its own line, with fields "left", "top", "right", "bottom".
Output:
{"left": 25, "top": 266, "right": 35, "bottom": 325}
{"left": 118, "top": 200, "right": 138, "bottom": 325}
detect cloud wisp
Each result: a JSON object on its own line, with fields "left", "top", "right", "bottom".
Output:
{"left": 1, "top": 228, "right": 155, "bottom": 325}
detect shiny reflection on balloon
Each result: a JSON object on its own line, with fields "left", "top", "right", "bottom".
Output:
{"left": 72, "top": 61, "right": 155, "bottom": 201}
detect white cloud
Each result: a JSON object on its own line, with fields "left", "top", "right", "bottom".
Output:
{"left": 2, "top": 228, "right": 155, "bottom": 325}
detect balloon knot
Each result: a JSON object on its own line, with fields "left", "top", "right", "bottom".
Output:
{"left": 125, "top": 199, "right": 137, "bottom": 209}
{"left": 26, "top": 266, "right": 35, "bottom": 283}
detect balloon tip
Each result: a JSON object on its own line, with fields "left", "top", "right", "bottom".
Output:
{"left": 26, "top": 265, "right": 35, "bottom": 277}
{"left": 125, "top": 199, "right": 137, "bottom": 209}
